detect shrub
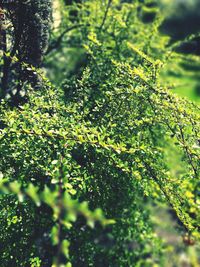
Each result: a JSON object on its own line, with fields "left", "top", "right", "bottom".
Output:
{"left": 0, "top": 0, "right": 199, "bottom": 266}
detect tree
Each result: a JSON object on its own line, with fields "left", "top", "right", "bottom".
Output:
{"left": 0, "top": 0, "right": 52, "bottom": 102}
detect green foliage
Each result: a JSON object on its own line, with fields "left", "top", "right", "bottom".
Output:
{"left": 0, "top": 0, "right": 199, "bottom": 266}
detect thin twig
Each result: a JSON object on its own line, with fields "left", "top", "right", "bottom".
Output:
{"left": 46, "top": 23, "right": 90, "bottom": 54}
{"left": 99, "top": 0, "right": 112, "bottom": 31}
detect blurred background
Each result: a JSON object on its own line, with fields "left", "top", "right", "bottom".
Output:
{"left": 148, "top": 1, "right": 200, "bottom": 266}
{"left": 159, "top": 0, "right": 200, "bottom": 104}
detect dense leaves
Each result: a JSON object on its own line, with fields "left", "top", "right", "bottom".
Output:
{"left": 0, "top": 0, "right": 199, "bottom": 266}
